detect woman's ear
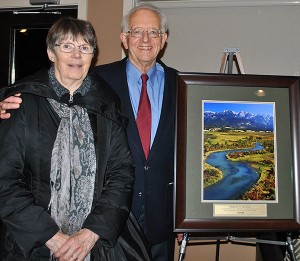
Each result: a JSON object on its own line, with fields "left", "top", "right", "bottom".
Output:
{"left": 47, "top": 48, "right": 55, "bottom": 62}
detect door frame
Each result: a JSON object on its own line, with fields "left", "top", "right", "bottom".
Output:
{"left": 0, "top": 0, "right": 87, "bottom": 18}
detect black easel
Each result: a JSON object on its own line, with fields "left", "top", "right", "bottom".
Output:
{"left": 178, "top": 232, "right": 298, "bottom": 261}
{"left": 219, "top": 47, "right": 245, "bottom": 74}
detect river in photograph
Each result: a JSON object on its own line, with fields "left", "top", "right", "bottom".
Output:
{"left": 203, "top": 142, "right": 264, "bottom": 200}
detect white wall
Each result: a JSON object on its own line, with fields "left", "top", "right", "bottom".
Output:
{"left": 159, "top": 4, "right": 300, "bottom": 76}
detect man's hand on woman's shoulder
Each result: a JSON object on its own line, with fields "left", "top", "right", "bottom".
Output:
{"left": 0, "top": 93, "right": 22, "bottom": 119}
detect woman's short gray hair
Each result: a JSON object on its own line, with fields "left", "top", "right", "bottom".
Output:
{"left": 121, "top": 4, "right": 168, "bottom": 33}
{"left": 46, "top": 16, "right": 97, "bottom": 52}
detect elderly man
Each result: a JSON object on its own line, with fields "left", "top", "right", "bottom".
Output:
{"left": 94, "top": 5, "right": 178, "bottom": 260}
{"left": 1, "top": 4, "right": 178, "bottom": 261}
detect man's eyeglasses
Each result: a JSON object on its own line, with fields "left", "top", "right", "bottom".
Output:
{"left": 54, "top": 43, "right": 95, "bottom": 54}
{"left": 127, "top": 28, "right": 163, "bottom": 39}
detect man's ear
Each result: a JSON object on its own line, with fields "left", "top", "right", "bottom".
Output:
{"left": 120, "top": 33, "right": 129, "bottom": 50}
{"left": 160, "top": 33, "right": 168, "bottom": 50}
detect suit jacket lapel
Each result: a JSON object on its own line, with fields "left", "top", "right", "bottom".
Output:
{"left": 117, "top": 59, "right": 146, "bottom": 160}
{"left": 148, "top": 65, "right": 176, "bottom": 159}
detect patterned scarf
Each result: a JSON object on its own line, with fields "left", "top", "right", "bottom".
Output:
{"left": 47, "top": 68, "right": 96, "bottom": 261}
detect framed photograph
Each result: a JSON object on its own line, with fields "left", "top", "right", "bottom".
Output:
{"left": 174, "top": 72, "right": 300, "bottom": 233}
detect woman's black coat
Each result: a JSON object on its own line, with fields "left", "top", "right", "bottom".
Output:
{"left": 0, "top": 70, "right": 135, "bottom": 259}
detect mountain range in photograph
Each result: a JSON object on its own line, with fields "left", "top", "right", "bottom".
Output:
{"left": 204, "top": 110, "right": 274, "bottom": 132}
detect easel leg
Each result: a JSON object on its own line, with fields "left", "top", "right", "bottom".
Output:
{"left": 227, "top": 52, "right": 234, "bottom": 74}
{"left": 235, "top": 52, "right": 245, "bottom": 74}
{"left": 219, "top": 53, "right": 228, "bottom": 73}
{"left": 178, "top": 232, "right": 189, "bottom": 261}
{"left": 215, "top": 239, "right": 221, "bottom": 261}
{"left": 287, "top": 235, "right": 297, "bottom": 261}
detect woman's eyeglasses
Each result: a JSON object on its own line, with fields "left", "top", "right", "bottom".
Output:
{"left": 54, "top": 43, "right": 95, "bottom": 54}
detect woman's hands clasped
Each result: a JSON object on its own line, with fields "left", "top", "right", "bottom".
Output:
{"left": 46, "top": 229, "right": 99, "bottom": 261}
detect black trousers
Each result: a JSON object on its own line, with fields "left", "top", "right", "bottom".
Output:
{"left": 138, "top": 203, "right": 175, "bottom": 261}
{"left": 151, "top": 235, "right": 175, "bottom": 261}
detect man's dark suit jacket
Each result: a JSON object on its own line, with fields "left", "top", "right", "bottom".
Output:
{"left": 92, "top": 58, "right": 178, "bottom": 245}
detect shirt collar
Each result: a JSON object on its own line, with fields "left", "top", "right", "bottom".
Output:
{"left": 126, "top": 59, "right": 158, "bottom": 85}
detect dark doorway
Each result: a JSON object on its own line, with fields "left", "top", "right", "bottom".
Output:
{"left": 0, "top": 6, "right": 77, "bottom": 88}
{"left": 0, "top": 5, "right": 77, "bottom": 256}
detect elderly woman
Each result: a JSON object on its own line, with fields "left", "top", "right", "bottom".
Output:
{"left": 0, "top": 17, "right": 150, "bottom": 261}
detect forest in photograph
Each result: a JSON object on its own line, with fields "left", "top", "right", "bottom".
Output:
{"left": 202, "top": 101, "right": 276, "bottom": 201}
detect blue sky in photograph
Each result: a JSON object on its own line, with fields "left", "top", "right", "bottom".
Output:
{"left": 204, "top": 101, "right": 274, "bottom": 116}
